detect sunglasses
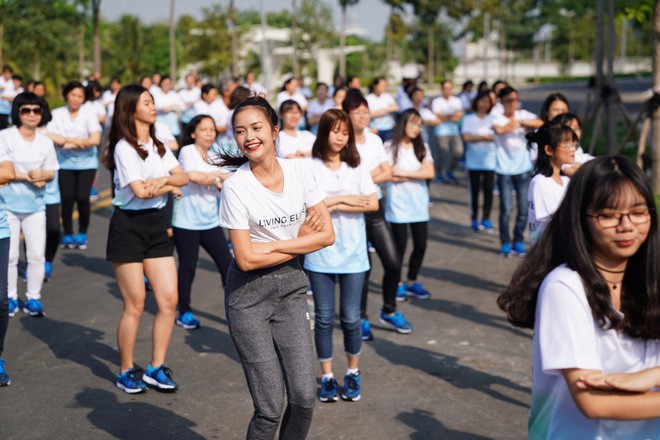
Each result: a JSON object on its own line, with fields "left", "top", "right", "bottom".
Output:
{"left": 20, "top": 107, "right": 43, "bottom": 115}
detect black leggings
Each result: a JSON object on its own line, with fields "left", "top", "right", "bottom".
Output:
{"left": 45, "top": 203, "right": 61, "bottom": 262}
{"left": 59, "top": 169, "right": 96, "bottom": 235}
{"left": 391, "top": 222, "right": 428, "bottom": 281}
{"left": 360, "top": 201, "right": 401, "bottom": 317}
{"left": 173, "top": 226, "right": 232, "bottom": 314}
{"left": 467, "top": 170, "right": 495, "bottom": 221}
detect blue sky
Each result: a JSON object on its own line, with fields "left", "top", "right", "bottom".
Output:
{"left": 102, "top": 0, "right": 391, "bottom": 40}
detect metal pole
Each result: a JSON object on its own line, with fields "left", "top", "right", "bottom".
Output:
{"left": 260, "top": 0, "right": 270, "bottom": 92}
{"left": 169, "top": 0, "right": 176, "bottom": 80}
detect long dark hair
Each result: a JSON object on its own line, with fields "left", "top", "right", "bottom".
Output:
{"left": 540, "top": 92, "right": 570, "bottom": 122}
{"left": 526, "top": 120, "right": 577, "bottom": 177}
{"left": 219, "top": 96, "right": 279, "bottom": 168}
{"left": 103, "top": 85, "right": 165, "bottom": 170}
{"left": 389, "top": 109, "right": 426, "bottom": 164}
{"left": 312, "top": 109, "right": 360, "bottom": 168}
{"left": 497, "top": 155, "right": 660, "bottom": 339}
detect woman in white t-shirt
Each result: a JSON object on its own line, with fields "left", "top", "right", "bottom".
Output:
{"left": 461, "top": 90, "right": 497, "bottom": 233}
{"left": 366, "top": 77, "right": 398, "bottom": 142}
{"left": 553, "top": 112, "right": 594, "bottom": 177}
{"left": 526, "top": 121, "right": 577, "bottom": 244}
{"left": 498, "top": 155, "right": 660, "bottom": 439}
{"left": 43, "top": 81, "right": 102, "bottom": 251}
{"left": 171, "top": 115, "right": 232, "bottom": 330}
{"left": 276, "top": 100, "right": 316, "bottom": 159}
{"left": 306, "top": 82, "right": 334, "bottom": 134}
{"left": 218, "top": 96, "right": 334, "bottom": 439}
{"left": 385, "top": 109, "right": 435, "bottom": 314}
{"left": 343, "top": 91, "right": 407, "bottom": 341}
{"left": 1, "top": 93, "right": 58, "bottom": 318}
{"left": 305, "top": 109, "right": 378, "bottom": 403}
{"left": 155, "top": 75, "right": 184, "bottom": 138}
{"left": 104, "top": 85, "right": 188, "bottom": 394}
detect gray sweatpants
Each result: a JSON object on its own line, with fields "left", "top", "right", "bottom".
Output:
{"left": 225, "top": 259, "right": 316, "bottom": 440}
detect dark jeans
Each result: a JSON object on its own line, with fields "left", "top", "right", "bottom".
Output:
{"left": 59, "top": 169, "right": 96, "bottom": 235}
{"left": 468, "top": 170, "right": 495, "bottom": 221}
{"left": 497, "top": 172, "right": 531, "bottom": 245}
{"left": 225, "top": 260, "right": 315, "bottom": 440}
{"left": 0, "top": 238, "right": 10, "bottom": 357}
{"left": 390, "top": 221, "right": 428, "bottom": 281}
{"left": 45, "top": 203, "right": 61, "bottom": 262}
{"left": 173, "top": 226, "right": 232, "bottom": 314}
{"left": 361, "top": 202, "right": 401, "bottom": 318}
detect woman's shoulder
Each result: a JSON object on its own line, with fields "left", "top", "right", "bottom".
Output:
{"left": 540, "top": 265, "right": 584, "bottom": 294}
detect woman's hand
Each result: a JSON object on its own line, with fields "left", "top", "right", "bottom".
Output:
{"left": 298, "top": 208, "right": 325, "bottom": 237}
{"left": 342, "top": 195, "right": 372, "bottom": 207}
{"left": 577, "top": 368, "right": 660, "bottom": 393}
{"left": 391, "top": 166, "right": 408, "bottom": 178}
{"left": 170, "top": 186, "right": 183, "bottom": 200}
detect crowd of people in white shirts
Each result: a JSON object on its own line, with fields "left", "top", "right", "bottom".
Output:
{"left": 1, "top": 62, "right": 660, "bottom": 440}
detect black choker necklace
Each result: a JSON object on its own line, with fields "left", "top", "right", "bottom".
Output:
{"left": 594, "top": 264, "right": 626, "bottom": 274}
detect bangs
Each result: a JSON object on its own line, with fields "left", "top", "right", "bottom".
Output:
{"left": 588, "top": 176, "right": 653, "bottom": 213}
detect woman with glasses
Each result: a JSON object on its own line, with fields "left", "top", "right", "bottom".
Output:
{"left": 1, "top": 93, "right": 58, "bottom": 317}
{"left": 525, "top": 121, "right": 576, "bottom": 244}
{"left": 498, "top": 155, "right": 660, "bottom": 439}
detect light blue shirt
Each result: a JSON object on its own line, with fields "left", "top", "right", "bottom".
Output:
{"left": 43, "top": 174, "right": 61, "bottom": 205}
{"left": 462, "top": 113, "right": 497, "bottom": 171}
{"left": 493, "top": 110, "right": 537, "bottom": 175}
{"left": 172, "top": 145, "right": 221, "bottom": 230}
{"left": 303, "top": 159, "right": 376, "bottom": 274}
{"left": 384, "top": 143, "right": 432, "bottom": 223}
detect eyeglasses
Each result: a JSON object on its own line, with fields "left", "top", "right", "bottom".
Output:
{"left": 558, "top": 142, "right": 580, "bottom": 151}
{"left": 587, "top": 209, "right": 652, "bottom": 228}
{"left": 20, "top": 107, "right": 43, "bottom": 115}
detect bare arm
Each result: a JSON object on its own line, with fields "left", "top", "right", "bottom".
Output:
{"left": 370, "top": 162, "right": 393, "bottom": 184}
{"left": 463, "top": 133, "right": 494, "bottom": 142}
{"left": 492, "top": 120, "right": 519, "bottom": 135}
{"left": 326, "top": 193, "right": 378, "bottom": 213}
{"left": 392, "top": 160, "right": 435, "bottom": 181}
{"left": 560, "top": 368, "right": 660, "bottom": 420}
{"left": 370, "top": 103, "right": 399, "bottom": 118}
{"left": 0, "top": 161, "right": 15, "bottom": 185}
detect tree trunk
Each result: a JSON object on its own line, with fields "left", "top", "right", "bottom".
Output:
{"left": 78, "top": 29, "right": 85, "bottom": 81}
{"left": 291, "top": 0, "right": 299, "bottom": 77}
{"left": 652, "top": 0, "right": 660, "bottom": 193}
{"left": 340, "top": 6, "right": 346, "bottom": 79}
{"left": 169, "top": 0, "right": 176, "bottom": 80}
{"left": 229, "top": 0, "right": 238, "bottom": 77}
{"left": 0, "top": 24, "right": 3, "bottom": 69}
{"left": 93, "top": 0, "right": 102, "bottom": 75}
{"left": 427, "top": 26, "right": 434, "bottom": 86}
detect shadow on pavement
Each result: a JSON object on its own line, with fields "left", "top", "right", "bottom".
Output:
{"left": 396, "top": 408, "right": 491, "bottom": 440}
{"left": 372, "top": 338, "right": 530, "bottom": 409}
{"left": 405, "top": 296, "right": 531, "bottom": 340}
{"left": 183, "top": 326, "right": 240, "bottom": 363}
{"left": 20, "top": 316, "right": 116, "bottom": 382}
{"left": 75, "top": 388, "right": 205, "bottom": 439}
{"left": 421, "top": 267, "right": 507, "bottom": 294}
{"left": 60, "top": 252, "right": 115, "bottom": 278}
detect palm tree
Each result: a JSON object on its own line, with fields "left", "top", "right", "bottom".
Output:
{"left": 338, "top": 0, "right": 359, "bottom": 78}
{"left": 92, "top": 0, "right": 102, "bottom": 75}
{"left": 169, "top": 0, "right": 176, "bottom": 80}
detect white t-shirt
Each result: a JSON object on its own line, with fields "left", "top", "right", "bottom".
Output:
{"left": 303, "top": 158, "right": 376, "bottom": 274}
{"left": 219, "top": 158, "right": 325, "bottom": 243}
{"left": 307, "top": 99, "right": 334, "bottom": 134}
{"left": 193, "top": 99, "right": 229, "bottom": 130}
{"left": 0, "top": 77, "right": 13, "bottom": 114}
{"left": 102, "top": 90, "right": 117, "bottom": 109}
{"left": 527, "top": 174, "right": 569, "bottom": 244}
{"left": 432, "top": 95, "right": 462, "bottom": 136}
{"left": 47, "top": 106, "right": 102, "bottom": 170}
{"left": 172, "top": 144, "right": 221, "bottom": 230}
{"left": 356, "top": 130, "right": 388, "bottom": 199}
{"left": 0, "top": 127, "right": 59, "bottom": 213}
{"left": 178, "top": 86, "right": 201, "bottom": 123}
{"left": 83, "top": 99, "right": 106, "bottom": 123}
{"left": 112, "top": 138, "right": 180, "bottom": 210}
{"left": 276, "top": 130, "right": 316, "bottom": 158}
{"left": 530, "top": 265, "right": 660, "bottom": 440}
{"left": 276, "top": 91, "right": 308, "bottom": 110}
{"left": 461, "top": 113, "right": 497, "bottom": 171}
{"left": 366, "top": 92, "right": 397, "bottom": 132}
{"left": 155, "top": 90, "right": 185, "bottom": 136}
{"left": 244, "top": 81, "right": 267, "bottom": 97}
{"left": 492, "top": 109, "right": 537, "bottom": 175}
{"left": 384, "top": 142, "right": 433, "bottom": 223}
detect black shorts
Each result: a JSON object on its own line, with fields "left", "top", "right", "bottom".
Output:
{"left": 106, "top": 208, "right": 173, "bottom": 263}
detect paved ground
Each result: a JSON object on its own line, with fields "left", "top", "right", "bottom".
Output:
{"left": 0, "top": 165, "right": 532, "bottom": 440}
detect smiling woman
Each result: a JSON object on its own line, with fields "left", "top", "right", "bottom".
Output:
{"left": 498, "top": 155, "right": 660, "bottom": 439}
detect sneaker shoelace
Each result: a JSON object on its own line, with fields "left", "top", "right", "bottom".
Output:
{"left": 323, "top": 378, "right": 336, "bottom": 392}
{"left": 346, "top": 374, "right": 358, "bottom": 392}
{"left": 156, "top": 365, "right": 175, "bottom": 382}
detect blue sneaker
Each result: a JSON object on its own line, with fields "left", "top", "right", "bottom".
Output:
{"left": 61, "top": 234, "right": 76, "bottom": 249}
{"left": 361, "top": 318, "right": 373, "bottom": 341}
{"left": 176, "top": 311, "right": 201, "bottom": 330}
{"left": 433, "top": 175, "right": 444, "bottom": 184}
{"left": 405, "top": 282, "right": 430, "bottom": 300}
{"left": 367, "top": 241, "right": 376, "bottom": 254}
{"left": 471, "top": 220, "right": 480, "bottom": 232}
{"left": 341, "top": 371, "right": 361, "bottom": 401}
{"left": 512, "top": 241, "right": 526, "bottom": 257}
{"left": 444, "top": 172, "right": 458, "bottom": 185}
{"left": 142, "top": 363, "right": 178, "bottom": 391}
{"left": 44, "top": 262, "right": 53, "bottom": 282}
{"left": 74, "top": 233, "right": 88, "bottom": 250}
{"left": 319, "top": 377, "right": 339, "bottom": 402}
{"left": 500, "top": 243, "right": 511, "bottom": 258}
{"left": 22, "top": 299, "right": 44, "bottom": 317}
{"left": 395, "top": 283, "right": 408, "bottom": 302}
{"left": 0, "top": 358, "right": 10, "bottom": 386}
{"left": 480, "top": 219, "right": 495, "bottom": 234}
{"left": 7, "top": 299, "right": 18, "bottom": 317}
{"left": 144, "top": 276, "right": 152, "bottom": 291}
{"left": 116, "top": 367, "right": 147, "bottom": 394}
{"left": 379, "top": 310, "right": 413, "bottom": 334}
{"left": 89, "top": 187, "right": 99, "bottom": 202}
